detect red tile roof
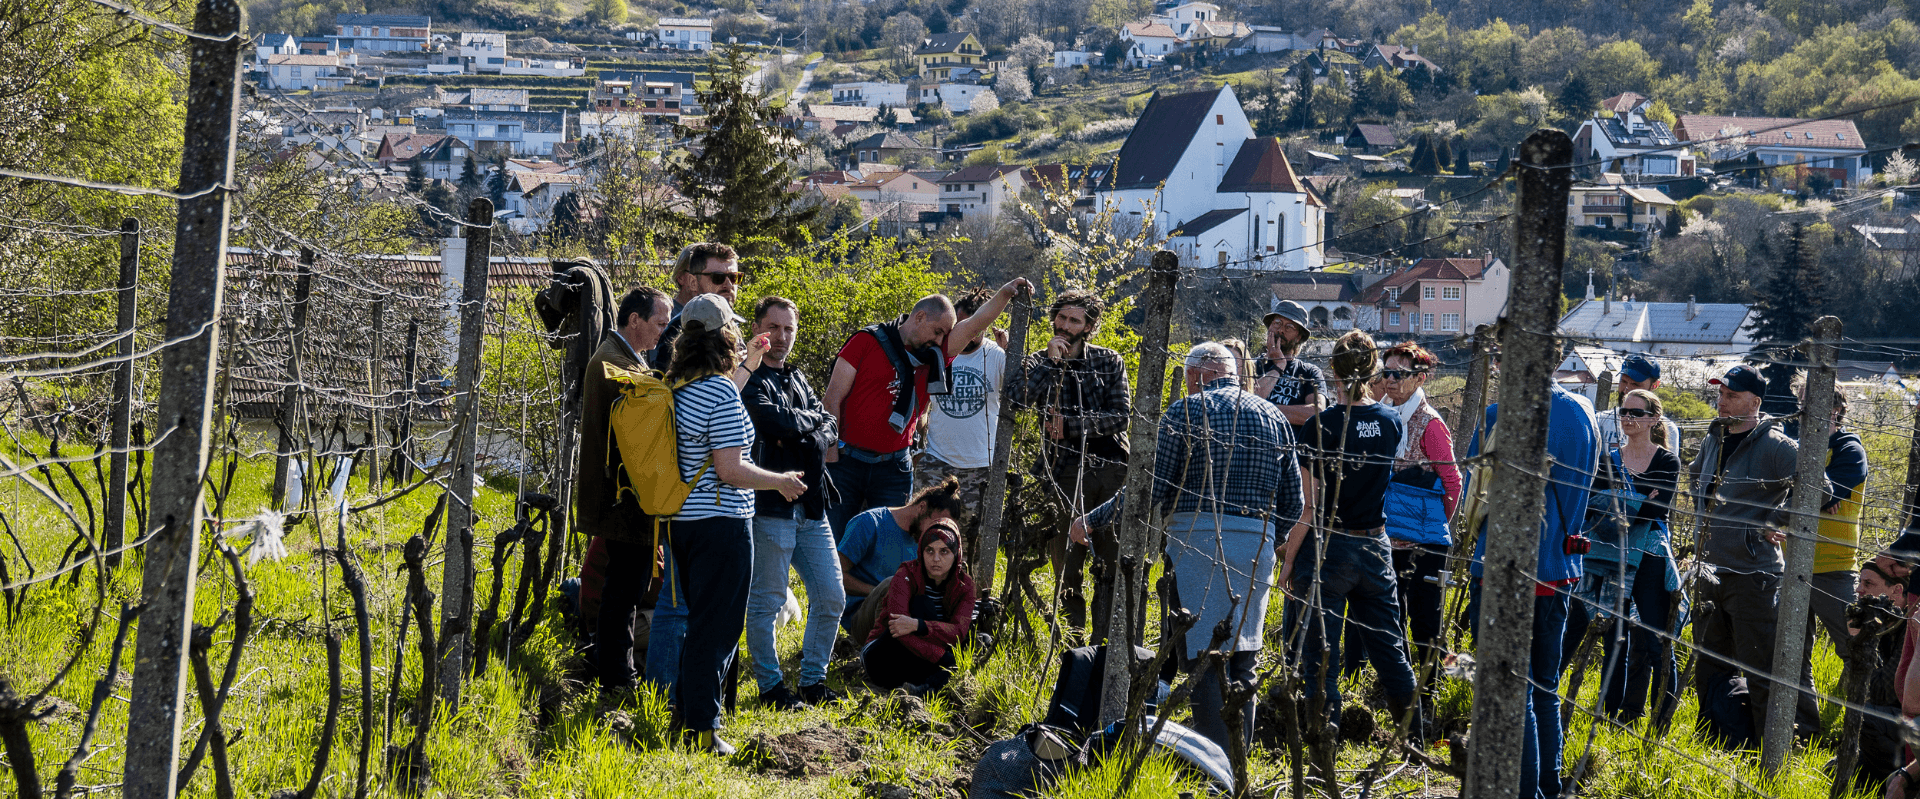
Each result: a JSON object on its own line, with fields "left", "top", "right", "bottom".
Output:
{"left": 1217, "top": 137, "right": 1322, "bottom": 206}
{"left": 1675, "top": 114, "right": 1866, "bottom": 150}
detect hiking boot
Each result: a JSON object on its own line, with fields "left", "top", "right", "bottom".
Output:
{"left": 799, "top": 682, "right": 843, "bottom": 705}
{"left": 902, "top": 682, "right": 931, "bottom": 698}
{"left": 683, "top": 729, "right": 738, "bottom": 756}
{"left": 758, "top": 682, "right": 806, "bottom": 711}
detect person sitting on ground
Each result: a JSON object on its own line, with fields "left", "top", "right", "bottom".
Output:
{"left": 862, "top": 518, "right": 975, "bottom": 696}
{"left": 839, "top": 476, "right": 967, "bottom": 638}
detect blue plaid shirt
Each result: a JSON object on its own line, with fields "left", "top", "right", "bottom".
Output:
{"left": 1087, "top": 377, "right": 1305, "bottom": 529}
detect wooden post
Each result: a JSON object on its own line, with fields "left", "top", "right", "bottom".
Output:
{"left": 122, "top": 1, "right": 244, "bottom": 793}
{"left": 272, "top": 249, "right": 315, "bottom": 508}
{"left": 1452, "top": 325, "right": 1493, "bottom": 468}
{"left": 366, "top": 297, "right": 384, "bottom": 490}
{"left": 1594, "top": 369, "right": 1614, "bottom": 412}
{"left": 970, "top": 295, "right": 1031, "bottom": 586}
{"left": 1762, "top": 315, "right": 1840, "bottom": 772}
{"left": 1903, "top": 392, "right": 1920, "bottom": 528}
{"left": 392, "top": 320, "right": 420, "bottom": 484}
{"left": 105, "top": 218, "right": 140, "bottom": 571}
{"left": 1462, "top": 128, "right": 1573, "bottom": 799}
{"left": 437, "top": 199, "right": 492, "bottom": 708}
{"left": 1096, "top": 249, "right": 1180, "bottom": 727}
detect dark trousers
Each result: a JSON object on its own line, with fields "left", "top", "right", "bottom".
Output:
{"left": 1694, "top": 570, "right": 1819, "bottom": 749}
{"left": 594, "top": 537, "right": 652, "bottom": 688}
{"left": 1188, "top": 649, "right": 1258, "bottom": 753}
{"left": 826, "top": 448, "right": 912, "bottom": 542}
{"left": 1288, "top": 534, "right": 1418, "bottom": 734}
{"left": 1042, "top": 455, "right": 1127, "bottom": 635}
{"left": 668, "top": 515, "right": 752, "bottom": 732}
{"left": 1341, "top": 545, "right": 1447, "bottom": 691}
{"left": 1561, "top": 557, "right": 1679, "bottom": 723}
{"left": 862, "top": 635, "right": 956, "bottom": 690}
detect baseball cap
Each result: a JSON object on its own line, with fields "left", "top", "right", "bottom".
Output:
{"left": 1620, "top": 353, "right": 1660, "bottom": 383}
{"left": 1262, "top": 300, "right": 1311, "bottom": 333}
{"left": 682, "top": 293, "right": 745, "bottom": 333}
{"left": 1709, "top": 364, "right": 1767, "bottom": 395}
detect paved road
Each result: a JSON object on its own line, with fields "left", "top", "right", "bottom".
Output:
{"left": 788, "top": 56, "right": 822, "bottom": 106}
{"left": 745, "top": 52, "right": 800, "bottom": 97}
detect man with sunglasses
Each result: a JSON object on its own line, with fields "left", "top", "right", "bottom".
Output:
{"left": 1594, "top": 354, "right": 1680, "bottom": 450}
{"left": 648, "top": 242, "right": 743, "bottom": 369}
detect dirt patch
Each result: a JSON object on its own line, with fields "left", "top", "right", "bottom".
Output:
{"left": 742, "top": 725, "right": 877, "bottom": 779}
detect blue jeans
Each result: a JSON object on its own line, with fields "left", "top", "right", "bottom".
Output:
{"left": 826, "top": 447, "right": 912, "bottom": 542}
{"left": 1563, "top": 558, "right": 1678, "bottom": 724}
{"left": 1287, "top": 533, "right": 1417, "bottom": 730}
{"left": 643, "top": 544, "right": 687, "bottom": 701}
{"left": 1524, "top": 593, "right": 1570, "bottom": 799}
{"left": 746, "top": 508, "right": 846, "bottom": 691}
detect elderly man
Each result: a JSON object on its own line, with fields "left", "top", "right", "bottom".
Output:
{"left": 1070, "top": 342, "right": 1304, "bottom": 753}
{"left": 1688, "top": 363, "right": 1816, "bottom": 750}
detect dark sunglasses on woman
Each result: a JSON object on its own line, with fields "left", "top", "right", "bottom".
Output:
{"left": 1618, "top": 408, "right": 1658, "bottom": 419}
{"left": 1380, "top": 368, "right": 1427, "bottom": 381}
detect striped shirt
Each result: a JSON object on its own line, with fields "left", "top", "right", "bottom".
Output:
{"left": 673, "top": 375, "right": 756, "bottom": 520}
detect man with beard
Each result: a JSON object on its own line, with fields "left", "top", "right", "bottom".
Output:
{"left": 823, "top": 280, "right": 1031, "bottom": 539}
{"left": 1008, "top": 290, "right": 1132, "bottom": 639}
{"left": 1252, "top": 300, "right": 1327, "bottom": 441}
{"left": 838, "top": 477, "right": 968, "bottom": 637}
{"left": 649, "top": 242, "right": 741, "bottom": 368}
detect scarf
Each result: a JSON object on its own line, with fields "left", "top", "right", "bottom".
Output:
{"left": 863, "top": 319, "right": 950, "bottom": 435}
{"left": 1388, "top": 387, "right": 1427, "bottom": 460}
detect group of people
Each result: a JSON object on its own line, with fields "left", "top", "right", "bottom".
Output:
{"left": 573, "top": 245, "right": 1916, "bottom": 797}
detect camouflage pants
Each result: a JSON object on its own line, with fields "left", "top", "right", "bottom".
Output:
{"left": 912, "top": 453, "right": 990, "bottom": 554}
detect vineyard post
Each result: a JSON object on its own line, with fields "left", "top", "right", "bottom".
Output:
{"left": 271, "top": 248, "right": 315, "bottom": 508}
{"left": 437, "top": 198, "right": 492, "bottom": 707}
{"left": 970, "top": 294, "right": 1030, "bottom": 585}
{"left": 105, "top": 218, "right": 140, "bottom": 571}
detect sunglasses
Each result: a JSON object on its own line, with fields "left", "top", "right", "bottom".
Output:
{"left": 699, "top": 271, "right": 741, "bottom": 285}
{"left": 1380, "top": 369, "right": 1428, "bottom": 381}
{"left": 1619, "top": 408, "right": 1658, "bottom": 419}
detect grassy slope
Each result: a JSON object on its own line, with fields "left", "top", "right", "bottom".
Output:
{"left": 0, "top": 424, "right": 1885, "bottom": 797}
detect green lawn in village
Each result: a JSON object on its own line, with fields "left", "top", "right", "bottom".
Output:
{"left": 0, "top": 428, "right": 1890, "bottom": 797}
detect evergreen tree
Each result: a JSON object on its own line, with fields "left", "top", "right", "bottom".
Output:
{"left": 1557, "top": 74, "right": 1594, "bottom": 122}
{"left": 1494, "top": 147, "right": 1513, "bottom": 176}
{"left": 458, "top": 154, "right": 481, "bottom": 194}
{"left": 1409, "top": 134, "right": 1442, "bottom": 175}
{"left": 1453, "top": 146, "right": 1473, "bottom": 176}
{"left": 488, "top": 161, "right": 510, "bottom": 213}
{"left": 1350, "top": 70, "right": 1376, "bottom": 122}
{"left": 671, "top": 43, "right": 817, "bottom": 249}
{"left": 1662, "top": 210, "right": 1682, "bottom": 238}
{"left": 406, "top": 159, "right": 425, "bottom": 193}
{"left": 1288, "top": 61, "right": 1315, "bottom": 131}
{"left": 550, "top": 190, "right": 591, "bottom": 245}
{"left": 1749, "top": 223, "right": 1827, "bottom": 417}
{"left": 1435, "top": 136, "right": 1454, "bottom": 173}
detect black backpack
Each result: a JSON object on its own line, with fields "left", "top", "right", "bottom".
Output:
{"left": 1042, "top": 644, "right": 1158, "bottom": 734}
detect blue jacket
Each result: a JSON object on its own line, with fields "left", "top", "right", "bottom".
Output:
{"left": 1468, "top": 384, "right": 1600, "bottom": 584}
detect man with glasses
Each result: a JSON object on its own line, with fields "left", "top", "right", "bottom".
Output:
{"left": 649, "top": 242, "right": 743, "bottom": 369}
{"left": 1595, "top": 354, "right": 1680, "bottom": 449}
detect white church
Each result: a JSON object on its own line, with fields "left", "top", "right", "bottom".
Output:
{"left": 1096, "top": 84, "right": 1325, "bottom": 271}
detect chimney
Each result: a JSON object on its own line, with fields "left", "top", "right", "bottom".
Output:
{"left": 1687, "top": 295, "right": 1698, "bottom": 321}
{"left": 1603, "top": 288, "right": 1611, "bottom": 317}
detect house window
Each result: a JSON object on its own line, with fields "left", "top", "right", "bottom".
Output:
{"left": 1422, "top": 286, "right": 1435, "bottom": 300}
{"left": 1442, "top": 286, "right": 1461, "bottom": 300}
{"left": 1423, "top": 313, "right": 1435, "bottom": 330}
{"left": 1218, "top": 252, "right": 1229, "bottom": 266}
{"left": 1389, "top": 311, "right": 1401, "bottom": 326}
{"left": 292, "top": 66, "right": 303, "bottom": 77}
{"left": 968, "top": 184, "right": 977, "bottom": 191}
{"left": 1386, "top": 287, "right": 1400, "bottom": 301}
{"left": 1216, "top": 114, "right": 1223, "bottom": 124}
{"left": 1441, "top": 313, "right": 1460, "bottom": 331}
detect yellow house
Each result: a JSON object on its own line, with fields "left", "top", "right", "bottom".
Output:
{"left": 912, "top": 32, "right": 984, "bottom": 81}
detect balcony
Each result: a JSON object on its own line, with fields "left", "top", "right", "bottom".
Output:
{"left": 1581, "top": 205, "right": 1625, "bottom": 214}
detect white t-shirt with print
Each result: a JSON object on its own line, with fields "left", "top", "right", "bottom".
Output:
{"left": 673, "top": 374, "right": 757, "bottom": 520}
{"left": 922, "top": 341, "right": 1005, "bottom": 469}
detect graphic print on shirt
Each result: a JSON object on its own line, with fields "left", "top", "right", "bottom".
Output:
{"left": 936, "top": 364, "right": 988, "bottom": 419}
{"left": 1356, "top": 420, "right": 1381, "bottom": 438}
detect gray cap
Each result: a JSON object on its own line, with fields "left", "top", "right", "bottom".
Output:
{"left": 682, "top": 293, "right": 745, "bottom": 333}
{"left": 1263, "top": 300, "right": 1311, "bottom": 333}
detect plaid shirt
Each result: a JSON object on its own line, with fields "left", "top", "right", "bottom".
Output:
{"left": 1009, "top": 344, "right": 1133, "bottom": 460}
{"left": 1087, "top": 377, "right": 1305, "bottom": 529}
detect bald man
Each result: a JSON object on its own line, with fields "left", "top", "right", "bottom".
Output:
{"left": 823, "top": 278, "right": 1030, "bottom": 539}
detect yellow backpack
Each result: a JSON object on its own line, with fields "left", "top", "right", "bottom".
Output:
{"left": 602, "top": 363, "right": 711, "bottom": 518}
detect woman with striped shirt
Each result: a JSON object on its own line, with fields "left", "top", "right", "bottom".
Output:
{"left": 664, "top": 294, "right": 806, "bottom": 755}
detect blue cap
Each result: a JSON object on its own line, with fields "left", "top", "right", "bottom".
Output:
{"left": 1620, "top": 353, "right": 1660, "bottom": 383}
{"left": 1710, "top": 364, "right": 1767, "bottom": 395}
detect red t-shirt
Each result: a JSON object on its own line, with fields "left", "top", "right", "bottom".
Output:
{"left": 836, "top": 330, "right": 947, "bottom": 454}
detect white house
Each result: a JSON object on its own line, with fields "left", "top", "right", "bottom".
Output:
{"left": 444, "top": 110, "right": 567, "bottom": 156}
{"left": 1053, "top": 50, "right": 1102, "bottom": 68}
{"left": 1121, "top": 22, "right": 1181, "bottom": 67}
{"left": 257, "top": 33, "right": 297, "bottom": 65}
{"left": 831, "top": 81, "right": 910, "bottom": 108}
{"left": 501, "top": 56, "right": 586, "bottom": 76}
{"left": 1149, "top": 2, "right": 1223, "bottom": 39}
{"left": 1571, "top": 94, "right": 1697, "bottom": 179}
{"left": 1096, "top": 85, "right": 1325, "bottom": 271}
{"left": 263, "top": 54, "right": 347, "bottom": 91}
{"left": 1558, "top": 296, "right": 1759, "bottom": 357}
{"left": 656, "top": 18, "right": 713, "bottom": 51}
{"left": 504, "top": 171, "right": 584, "bottom": 233}
{"left": 459, "top": 32, "right": 507, "bottom": 73}
{"left": 1676, "top": 114, "right": 1872, "bottom": 188}
{"left": 329, "top": 13, "right": 430, "bottom": 52}
{"left": 919, "top": 82, "right": 993, "bottom": 113}
{"left": 936, "top": 165, "right": 1028, "bottom": 223}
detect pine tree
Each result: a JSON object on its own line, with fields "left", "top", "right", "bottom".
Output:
{"left": 458, "top": 154, "right": 480, "bottom": 193}
{"left": 1453, "top": 146, "right": 1473, "bottom": 176}
{"left": 1288, "top": 61, "right": 1315, "bottom": 131}
{"left": 671, "top": 43, "right": 818, "bottom": 249}
{"left": 1749, "top": 223, "right": 1827, "bottom": 417}
{"left": 1350, "top": 69, "right": 1376, "bottom": 121}
{"left": 488, "top": 161, "right": 510, "bottom": 212}
{"left": 1663, "top": 210, "right": 1682, "bottom": 238}
{"left": 1557, "top": 74, "right": 1594, "bottom": 121}
{"left": 1494, "top": 147, "right": 1513, "bottom": 176}
{"left": 406, "top": 159, "right": 425, "bottom": 193}
{"left": 1409, "top": 134, "right": 1441, "bottom": 175}
{"left": 1435, "top": 136, "right": 1454, "bottom": 173}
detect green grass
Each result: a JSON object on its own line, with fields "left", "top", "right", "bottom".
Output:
{"left": 0, "top": 424, "right": 1895, "bottom": 797}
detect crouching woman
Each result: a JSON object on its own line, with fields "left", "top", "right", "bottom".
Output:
{"left": 862, "top": 519, "right": 974, "bottom": 694}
